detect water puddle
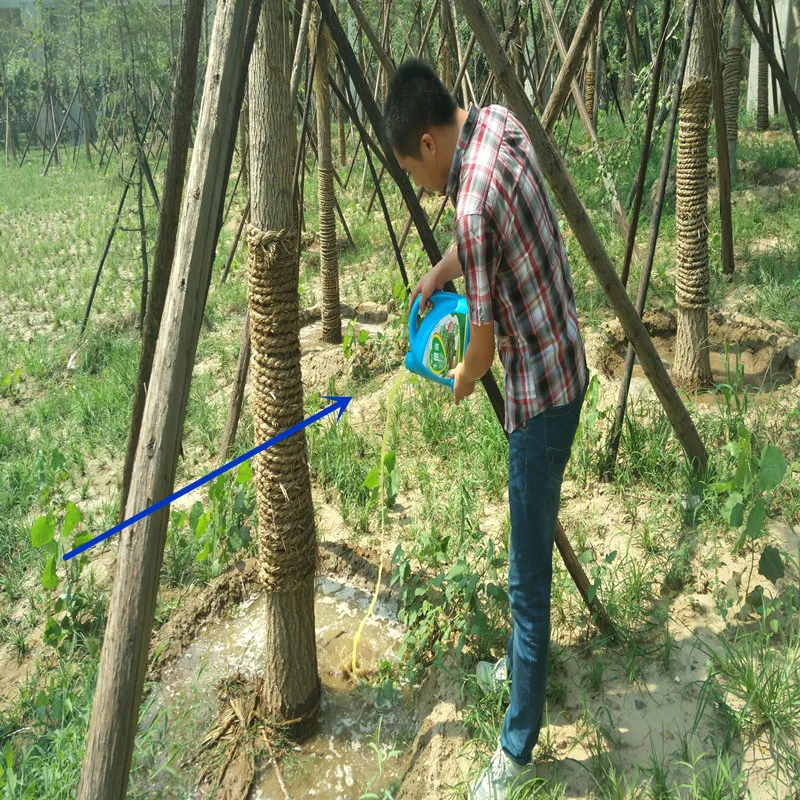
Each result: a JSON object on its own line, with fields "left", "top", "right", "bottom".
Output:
{"left": 150, "top": 575, "right": 416, "bottom": 799}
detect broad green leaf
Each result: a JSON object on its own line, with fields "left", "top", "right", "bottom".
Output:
{"left": 383, "top": 450, "right": 396, "bottom": 472}
{"left": 236, "top": 461, "right": 253, "bottom": 484}
{"left": 363, "top": 467, "right": 380, "bottom": 490}
{"left": 43, "top": 616, "right": 62, "bottom": 646}
{"left": 196, "top": 542, "right": 211, "bottom": 562}
{"left": 62, "top": 501, "right": 82, "bottom": 538}
{"left": 31, "top": 513, "right": 56, "bottom": 548}
{"left": 759, "top": 545, "right": 785, "bottom": 584}
{"left": 195, "top": 514, "right": 209, "bottom": 539}
{"left": 71, "top": 530, "right": 92, "bottom": 548}
{"left": 758, "top": 445, "right": 787, "bottom": 491}
{"left": 42, "top": 555, "right": 58, "bottom": 590}
{"left": 578, "top": 549, "right": 593, "bottom": 565}
{"left": 189, "top": 501, "right": 204, "bottom": 531}
{"left": 50, "top": 448, "right": 66, "bottom": 472}
{"left": 745, "top": 498, "right": 767, "bottom": 541}
{"left": 358, "top": 329, "right": 369, "bottom": 345}
{"left": 722, "top": 493, "right": 744, "bottom": 527}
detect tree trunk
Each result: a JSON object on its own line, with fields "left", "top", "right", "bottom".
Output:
{"left": 585, "top": 27, "right": 597, "bottom": 120}
{"left": 248, "top": 0, "right": 320, "bottom": 741}
{"left": 312, "top": 10, "right": 342, "bottom": 345}
{"left": 673, "top": 0, "right": 713, "bottom": 389}
{"left": 117, "top": 0, "right": 204, "bottom": 525}
{"left": 440, "top": 0, "right": 453, "bottom": 89}
{"left": 757, "top": 0, "right": 771, "bottom": 129}
{"left": 76, "top": 0, "right": 256, "bottom": 793}
{"left": 594, "top": 6, "right": 603, "bottom": 127}
{"left": 723, "top": 0, "right": 744, "bottom": 182}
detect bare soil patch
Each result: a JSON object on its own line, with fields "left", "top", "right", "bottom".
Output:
{"left": 599, "top": 308, "right": 800, "bottom": 401}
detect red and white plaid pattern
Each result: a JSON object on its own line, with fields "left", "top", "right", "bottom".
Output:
{"left": 447, "top": 104, "right": 588, "bottom": 434}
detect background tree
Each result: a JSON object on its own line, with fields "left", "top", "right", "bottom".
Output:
{"left": 312, "top": 6, "right": 343, "bottom": 345}
{"left": 723, "top": 0, "right": 745, "bottom": 182}
{"left": 672, "top": 0, "right": 713, "bottom": 388}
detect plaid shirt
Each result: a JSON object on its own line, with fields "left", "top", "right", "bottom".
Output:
{"left": 446, "top": 104, "right": 587, "bottom": 434}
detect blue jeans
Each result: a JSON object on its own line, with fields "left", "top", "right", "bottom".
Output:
{"left": 499, "top": 382, "right": 587, "bottom": 766}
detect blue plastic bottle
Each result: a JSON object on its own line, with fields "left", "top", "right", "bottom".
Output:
{"left": 405, "top": 290, "right": 470, "bottom": 391}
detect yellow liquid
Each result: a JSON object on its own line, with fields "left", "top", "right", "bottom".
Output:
{"left": 351, "top": 372, "right": 406, "bottom": 675}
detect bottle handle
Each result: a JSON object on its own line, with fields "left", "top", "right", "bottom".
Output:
{"left": 409, "top": 293, "right": 421, "bottom": 338}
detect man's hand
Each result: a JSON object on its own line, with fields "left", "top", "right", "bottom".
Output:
{"left": 409, "top": 250, "right": 464, "bottom": 316}
{"left": 409, "top": 266, "right": 443, "bottom": 317}
{"left": 448, "top": 362, "right": 476, "bottom": 405}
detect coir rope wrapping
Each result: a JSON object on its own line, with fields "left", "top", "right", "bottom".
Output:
{"left": 675, "top": 79, "right": 712, "bottom": 310}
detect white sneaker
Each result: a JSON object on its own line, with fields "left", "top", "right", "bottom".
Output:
{"left": 469, "top": 740, "right": 536, "bottom": 800}
{"left": 476, "top": 657, "right": 508, "bottom": 692}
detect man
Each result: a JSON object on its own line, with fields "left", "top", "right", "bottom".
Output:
{"left": 384, "top": 59, "right": 589, "bottom": 799}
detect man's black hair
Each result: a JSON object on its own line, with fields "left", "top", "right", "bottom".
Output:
{"left": 384, "top": 58, "right": 458, "bottom": 158}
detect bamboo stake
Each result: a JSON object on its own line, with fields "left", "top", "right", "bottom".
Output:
{"left": 220, "top": 199, "right": 250, "bottom": 284}
{"left": 620, "top": 0, "right": 672, "bottom": 291}
{"left": 709, "top": 0, "right": 735, "bottom": 280}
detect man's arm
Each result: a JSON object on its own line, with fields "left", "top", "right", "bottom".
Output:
{"left": 461, "top": 321, "right": 495, "bottom": 382}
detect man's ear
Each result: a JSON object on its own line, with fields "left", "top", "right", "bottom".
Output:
{"left": 420, "top": 132, "right": 436, "bottom": 158}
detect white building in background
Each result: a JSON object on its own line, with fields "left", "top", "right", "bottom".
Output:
{"left": 746, "top": 0, "right": 800, "bottom": 116}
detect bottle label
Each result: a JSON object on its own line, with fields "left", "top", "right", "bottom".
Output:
{"left": 425, "top": 312, "right": 467, "bottom": 376}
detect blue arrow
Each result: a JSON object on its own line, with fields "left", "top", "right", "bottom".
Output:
{"left": 63, "top": 395, "right": 352, "bottom": 561}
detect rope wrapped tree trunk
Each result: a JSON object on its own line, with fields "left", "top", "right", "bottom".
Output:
{"left": 757, "top": 0, "right": 771, "bottom": 130}
{"left": 312, "top": 9, "right": 342, "bottom": 345}
{"left": 585, "top": 28, "right": 597, "bottom": 120}
{"left": 723, "top": 0, "right": 744, "bottom": 182}
{"left": 248, "top": 0, "right": 320, "bottom": 742}
{"left": 673, "top": 0, "right": 713, "bottom": 389}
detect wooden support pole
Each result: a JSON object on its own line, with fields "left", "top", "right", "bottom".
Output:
{"left": 541, "top": 0, "right": 605, "bottom": 131}
{"left": 347, "top": 0, "right": 395, "bottom": 79}
{"left": 290, "top": 0, "right": 313, "bottom": 103}
{"left": 77, "top": 0, "right": 260, "bottom": 795}
{"left": 620, "top": 0, "right": 671, "bottom": 290}
{"left": 708, "top": 0, "right": 735, "bottom": 280}
{"left": 455, "top": 0, "right": 709, "bottom": 475}
{"left": 603, "top": 0, "right": 695, "bottom": 479}
{"left": 339, "top": 55, "right": 408, "bottom": 286}
{"left": 221, "top": 199, "right": 250, "bottom": 284}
